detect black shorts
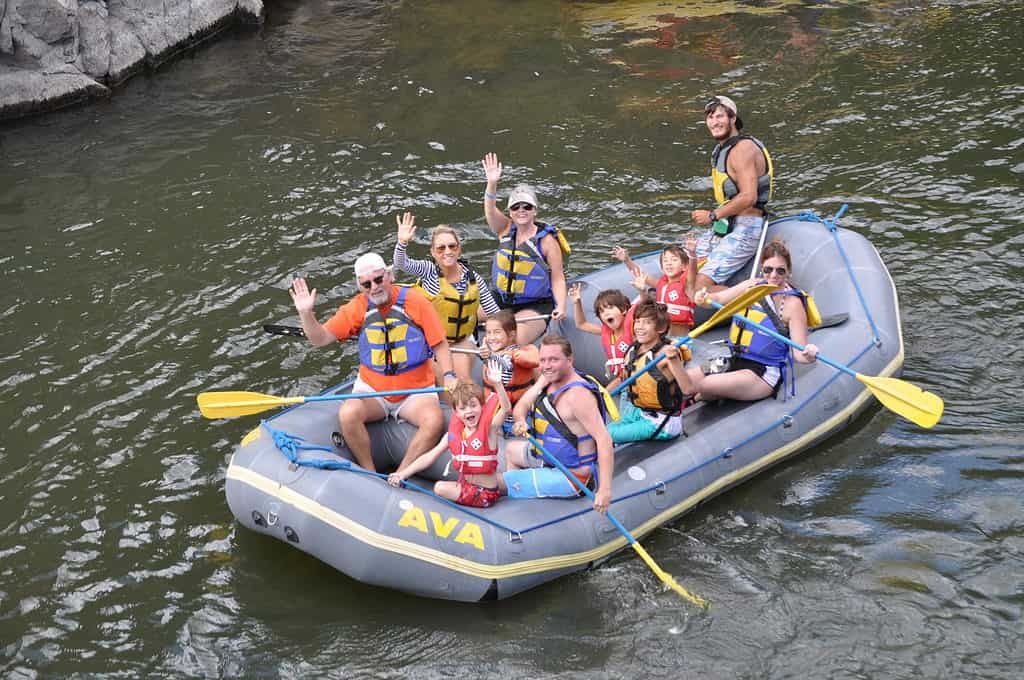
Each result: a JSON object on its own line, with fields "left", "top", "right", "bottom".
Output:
{"left": 494, "top": 295, "right": 555, "bottom": 318}
{"left": 728, "top": 357, "right": 783, "bottom": 395}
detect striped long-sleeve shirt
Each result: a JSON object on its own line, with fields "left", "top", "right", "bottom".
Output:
{"left": 393, "top": 242, "right": 501, "bottom": 316}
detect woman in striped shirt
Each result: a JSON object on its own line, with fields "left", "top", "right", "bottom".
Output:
{"left": 393, "top": 212, "right": 500, "bottom": 381}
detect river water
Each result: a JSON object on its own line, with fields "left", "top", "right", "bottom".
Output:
{"left": 2, "top": 1, "right": 1022, "bottom": 677}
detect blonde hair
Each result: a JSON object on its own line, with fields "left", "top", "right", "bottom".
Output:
{"left": 430, "top": 224, "right": 461, "bottom": 249}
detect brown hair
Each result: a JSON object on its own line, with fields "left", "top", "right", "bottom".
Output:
{"left": 540, "top": 335, "right": 573, "bottom": 357}
{"left": 660, "top": 245, "right": 690, "bottom": 269}
{"left": 593, "top": 289, "right": 631, "bottom": 318}
{"left": 449, "top": 381, "right": 485, "bottom": 408}
{"left": 486, "top": 309, "right": 518, "bottom": 335}
{"left": 760, "top": 239, "right": 792, "bottom": 271}
{"left": 430, "top": 224, "right": 460, "bottom": 249}
{"left": 632, "top": 301, "right": 670, "bottom": 337}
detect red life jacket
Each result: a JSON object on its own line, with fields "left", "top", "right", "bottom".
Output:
{"left": 448, "top": 393, "right": 501, "bottom": 475}
{"left": 656, "top": 275, "right": 694, "bottom": 327}
{"left": 600, "top": 306, "right": 635, "bottom": 378}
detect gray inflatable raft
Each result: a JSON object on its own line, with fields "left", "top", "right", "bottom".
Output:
{"left": 223, "top": 211, "right": 904, "bottom": 602}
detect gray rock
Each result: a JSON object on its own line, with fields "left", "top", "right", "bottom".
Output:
{"left": 0, "top": 0, "right": 265, "bottom": 121}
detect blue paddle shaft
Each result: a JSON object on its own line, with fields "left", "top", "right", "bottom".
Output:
{"left": 304, "top": 387, "right": 446, "bottom": 402}
{"left": 524, "top": 435, "right": 637, "bottom": 545}
{"left": 712, "top": 302, "right": 854, "bottom": 378}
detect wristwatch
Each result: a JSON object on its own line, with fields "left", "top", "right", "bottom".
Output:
{"left": 708, "top": 209, "right": 718, "bottom": 223}
{"left": 443, "top": 370, "right": 457, "bottom": 379}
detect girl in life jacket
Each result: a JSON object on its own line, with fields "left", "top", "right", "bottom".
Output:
{"left": 679, "top": 239, "right": 820, "bottom": 403}
{"left": 388, "top": 360, "right": 512, "bottom": 509}
{"left": 482, "top": 152, "right": 568, "bottom": 345}
{"left": 568, "top": 285, "right": 637, "bottom": 381}
{"left": 393, "top": 215, "right": 501, "bottom": 382}
{"left": 613, "top": 237, "right": 699, "bottom": 337}
{"left": 478, "top": 309, "right": 540, "bottom": 410}
{"left": 605, "top": 301, "right": 692, "bottom": 443}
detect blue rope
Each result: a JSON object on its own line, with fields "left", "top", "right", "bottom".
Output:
{"left": 773, "top": 207, "right": 882, "bottom": 345}
{"left": 259, "top": 421, "right": 519, "bottom": 535}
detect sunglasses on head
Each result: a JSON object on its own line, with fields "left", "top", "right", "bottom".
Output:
{"left": 762, "top": 265, "right": 787, "bottom": 276}
{"left": 434, "top": 242, "right": 459, "bottom": 251}
{"left": 360, "top": 274, "right": 386, "bottom": 289}
{"left": 510, "top": 203, "right": 534, "bottom": 212}
{"left": 704, "top": 97, "right": 722, "bottom": 114}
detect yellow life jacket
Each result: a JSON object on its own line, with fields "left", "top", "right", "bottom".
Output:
{"left": 711, "top": 134, "right": 774, "bottom": 211}
{"left": 624, "top": 341, "right": 685, "bottom": 413}
{"left": 418, "top": 267, "right": 480, "bottom": 343}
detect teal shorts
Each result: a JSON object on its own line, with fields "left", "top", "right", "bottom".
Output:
{"left": 504, "top": 467, "right": 584, "bottom": 499}
{"left": 609, "top": 400, "right": 682, "bottom": 444}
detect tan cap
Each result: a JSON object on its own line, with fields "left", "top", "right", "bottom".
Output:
{"left": 507, "top": 184, "right": 539, "bottom": 211}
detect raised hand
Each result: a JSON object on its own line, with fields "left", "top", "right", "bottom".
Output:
{"left": 485, "top": 357, "right": 504, "bottom": 386}
{"left": 568, "top": 282, "right": 583, "bottom": 303}
{"left": 631, "top": 267, "right": 648, "bottom": 292}
{"left": 611, "top": 245, "right": 630, "bottom": 263}
{"left": 396, "top": 212, "right": 417, "bottom": 245}
{"left": 684, "top": 232, "right": 698, "bottom": 256}
{"left": 289, "top": 277, "right": 317, "bottom": 314}
{"left": 482, "top": 152, "right": 503, "bottom": 184}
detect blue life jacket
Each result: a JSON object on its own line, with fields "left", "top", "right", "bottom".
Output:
{"left": 529, "top": 378, "right": 608, "bottom": 471}
{"left": 357, "top": 287, "right": 432, "bottom": 376}
{"left": 728, "top": 288, "right": 808, "bottom": 397}
{"left": 491, "top": 222, "right": 557, "bottom": 305}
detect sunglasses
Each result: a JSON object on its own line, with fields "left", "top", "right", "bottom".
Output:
{"left": 360, "top": 274, "right": 386, "bottom": 289}
{"left": 510, "top": 203, "right": 534, "bottom": 212}
{"left": 761, "top": 265, "right": 787, "bottom": 276}
{"left": 704, "top": 97, "right": 721, "bottom": 114}
{"left": 434, "top": 243, "right": 459, "bottom": 252}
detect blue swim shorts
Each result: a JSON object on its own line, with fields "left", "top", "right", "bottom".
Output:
{"left": 504, "top": 467, "right": 585, "bottom": 499}
{"left": 696, "top": 215, "right": 766, "bottom": 284}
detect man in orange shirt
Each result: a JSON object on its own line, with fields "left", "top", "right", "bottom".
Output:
{"left": 289, "top": 253, "right": 457, "bottom": 473}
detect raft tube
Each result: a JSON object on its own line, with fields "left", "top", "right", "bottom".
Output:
{"left": 223, "top": 211, "right": 904, "bottom": 602}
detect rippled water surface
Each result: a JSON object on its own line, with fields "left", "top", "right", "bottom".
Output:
{"left": 2, "top": 1, "right": 1023, "bottom": 677}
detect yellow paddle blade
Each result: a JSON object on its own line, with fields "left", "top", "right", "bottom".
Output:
{"left": 857, "top": 374, "right": 945, "bottom": 429}
{"left": 630, "top": 542, "right": 709, "bottom": 608}
{"left": 690, "top": 283, "right": 778, "bottom": 339}
{"left": 197, "top": 391, "right": 304, "bottom": 419}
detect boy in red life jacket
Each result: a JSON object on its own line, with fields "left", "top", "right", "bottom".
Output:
{"left": 478, "top": 309, "right": 539, "bottom": 407}
{"left": 613, "top": 237, "right": 698, "bottom": 338}
{"left": 387, "top": 361, "right": 511, "bottom": 508}
{"left": 568, "top": 284, "right": 636, "bottom": 381}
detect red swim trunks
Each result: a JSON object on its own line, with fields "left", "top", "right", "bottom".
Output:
{"left": 457, "top": 477, "right": 500, "bottom": 508}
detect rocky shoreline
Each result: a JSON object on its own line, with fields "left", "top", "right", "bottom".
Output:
{"left": 0, "top": 0, "right": 265, "bottom": 121}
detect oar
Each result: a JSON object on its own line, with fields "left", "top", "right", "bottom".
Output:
{"left": 523, "top": 434, "right": 708, "bottom": 608}
{"left": 264, "top": 323, "right": 304, "bottom": 337}
{"left": 451, "top": 347, "right": 481, "bottom": 355}
{"left": 610, "top": 284, "right": 778, "bottom": 397}
{"left": 197, "top": 387, "right": 447, "bottom": 419}
{"left": 708, "top": 301, "right": 944, "bottom": 428}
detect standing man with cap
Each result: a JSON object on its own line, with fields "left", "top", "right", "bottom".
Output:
{"left": 289, "top": 253, "right": 457, "bottom": 474}
{"left": 689, "top": 95, "right": 775, "bottom": 293}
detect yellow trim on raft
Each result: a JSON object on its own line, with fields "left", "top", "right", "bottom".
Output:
{"left": 226, "top": 350, "right": 903, "bottom": 583}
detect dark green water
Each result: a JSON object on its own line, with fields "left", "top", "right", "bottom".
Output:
{"left": 2, "top": 1, "right": 1022, "bottom": 677}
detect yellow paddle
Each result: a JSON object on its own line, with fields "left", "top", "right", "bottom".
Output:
{"left": 611, "top": 283, "right": 778, "bottom": 397}
{"left": 197, "top": 387, "right": 447, "bottom": 419}
{"left": 711, "top": 302, "right": 944, "bottom": 428}
{"left": 525, "top": 435, "right": 708, "bottom": 608}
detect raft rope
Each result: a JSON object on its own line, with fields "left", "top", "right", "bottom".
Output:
{"left": 259, "top": 420, "right": 519, "bottom": 535}
{"left": 772, "top": 205, "right": 882, "bottom": 345}
{"left": 257, "top": 207, "right": 886, "bottom": 542}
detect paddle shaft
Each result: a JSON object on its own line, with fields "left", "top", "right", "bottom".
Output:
{"left": 710, "top": 301, "right": 853, "bottom": 378}
{"left": 265, "top": 315, "right": 549, "bottom": 339}
{"left": 222, "top": 386, "right": 446, "bottom": 410}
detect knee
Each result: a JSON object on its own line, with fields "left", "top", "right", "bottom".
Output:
{"left": 338, "top": 402, "right": 365, "bottom": 429}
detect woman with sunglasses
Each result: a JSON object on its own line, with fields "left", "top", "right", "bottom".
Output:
{"left": 393, "top": 212, "right": 500, "bottom": 382}
{"left": 678, "top": 240, "right": 818, "bottom": 402}
{"left": 482, "top": 152, "right": 568, "bottom": 345}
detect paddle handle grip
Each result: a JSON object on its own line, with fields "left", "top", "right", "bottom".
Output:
{"left": 710, "top": 302, "right": 854, "bottom": 378}
{"left": 305, "top": 386, "right": 447, "bottom": 403}
{"left": 451, "top": 347, "right": 480, "bottom": 355}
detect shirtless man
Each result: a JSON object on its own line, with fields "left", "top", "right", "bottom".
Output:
{"left": 500, "top": 336, "right": 614, "bottom": 513}
{"left": 689, "top": 95, "right": 775, "bottom": 293}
